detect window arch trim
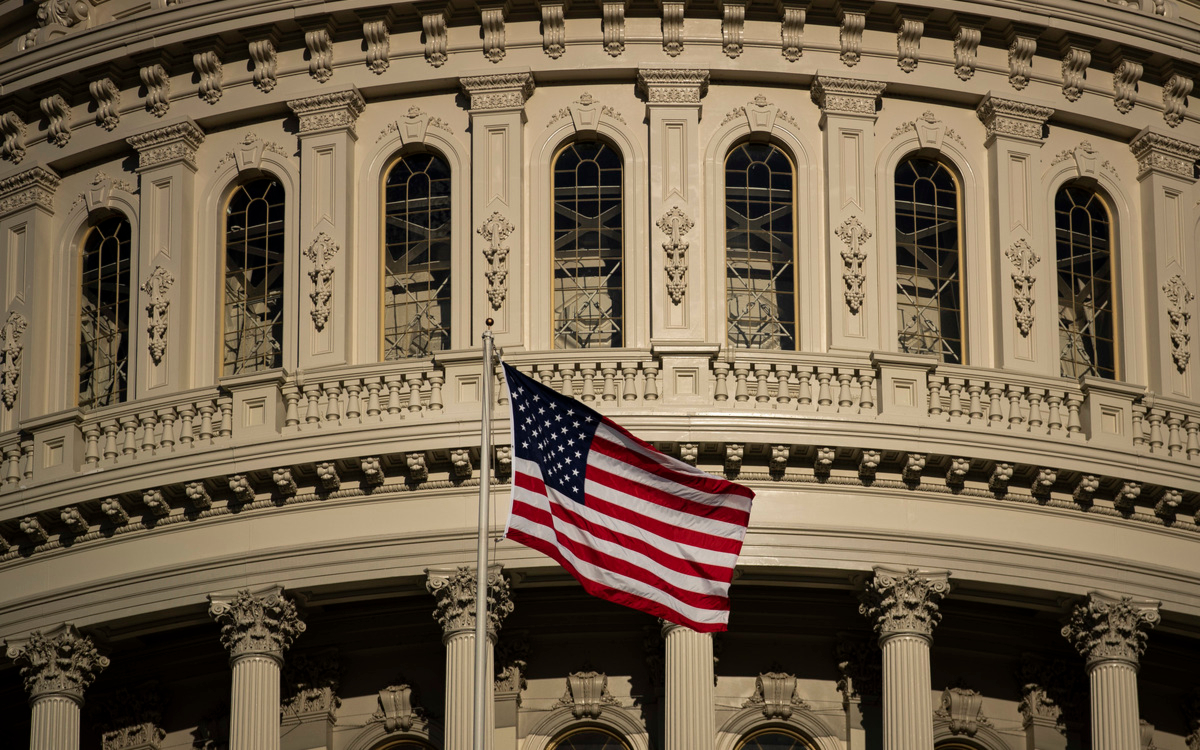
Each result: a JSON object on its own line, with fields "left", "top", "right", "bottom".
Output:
{"left": 715, "top": 709, "right": 840, "bottom": 750}
{"left": 77, "top": 212, "right": 134, "bottom": 411}
{"left": 522, "top": 706, "right": 650, "bottom": 750}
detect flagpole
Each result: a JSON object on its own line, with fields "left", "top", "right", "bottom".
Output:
{"left": 473, "top": 318, "right": 495, "bottom": 750}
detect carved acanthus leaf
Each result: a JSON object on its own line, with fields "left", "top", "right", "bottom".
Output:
{"left": 5, "top": 625, "right": 109, "bottom": 699}
{"left": 835, "top": 216, "right": 871, "bottom": 314}
{"left": 1005, "top": 239, "right": 1040, "bottom": 336}
{"left": 208, "top": 587, "right": 306, "bottom": 658}
{"left": 1162, "top": 274, "right": 1194, "bottom": 371}
{"left": 479, "top": 212, "right": 515, "bottom": 310}
{"left": 426, "top": 566, "right": 514, "bottom": 635}
{"left": 858, "top": 567, "right": 950, "bottom": 637}
{"left": 1061, "top": 592, "right": 1160, "bottom": 666}
{"left": 658, "top": 206, "right": 693, "bottom": 305}
{"left": 142, "top": 266, "right": 175, "bottom": 364}
{"left": 556, "top": 670, "right": 621, "bottom": 718}
{"left": 303, "top": 233, "right": 339, "bottom": 331}
{"left": 0, "top": 311, "right": 29, "bottom": 409}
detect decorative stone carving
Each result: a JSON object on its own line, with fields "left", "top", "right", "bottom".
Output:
{"left": 0, "top": 112, "right": 26, "bottom": 163}
{"left": 637, "top": 68, "right": 709, "bottom": 104}
{"left": 976, "top": 96, "right": 1053, "bottom": 142}
{"left": 249, "top": 37, "right": 278, "bottom": 92}
{"left": 100, "top": 498, "right": 129, "bottom": 526}
{"left": 896, "top": 18, "right": 923, "bottom": 73}
{"left": 460, "top": 72, "right": 535, "bottom": 111}
{"left": 193, "top": 50, "right": 223, "bottom": 104}
{"left": 814, "top": 446, "right": 836, "bottom": 474}
{"left": 208, "top": 587, "right": 306, "bottom": 659}
{"left": 1007, "top": 35, "right": 1036, "bottom": 90}
{"left": 838, "top": 7, "right": 865, "bottom": 66}
{"left": 40, "top": 94, "right": 71, "bottom": 147}
{"left": 139, "top": 64, "right": 170, "bottom": 117}
{"left": 946, "top": 457, "right": 970, "bottom": 487}
{"left": 0, "top": 166, "right": 59, "bottom": 216}
{"left": 744, "top": 669, "right": 808, "bottom": 719}
{"left": 316, "top": 462, "right": 340, "bottom": 491}
{"left": 602, "top": 1, "right": 625, "bottom": 56}
{"left": 661, "top": 1, "right": 685, "bottom": 56}
{"left": 1163, "top": 274, "right": 1194, "bottom": 371}
{"left": 858, "top": 567, "right": 950, "bottom": 638}
{"left": 1033, "top": 468, "right": 1057, "bottom": 499}
{"left": 377, "top": 107, "right": 453, "bottom": 145}
{"left": 288, "top": 89, "right": 365, "bottom": 136}
{"left": 722, "top": 1, "right": 745, "bottom": 58}
{"left": 1129, "top": 129, "right": 1200, "bottom": 180}
{"left": 126, "top": 120, "right": 205, "bottom": 171}
{"left": 810, "top": 76, "right": 886, "bottom": 117}
{"left": 989, "top": 463, "right": 1014, "bottom": 493}
{"left": 1062, "top": 592, "right": 1160, "bottom": 667}
{"left": 22, "top": 0, "right": 92, "bottom": 49}
{"left": 422, "top": 11, "right": 448, "bottom": 67}
{"left": 426, "top": 566, "right": 514, "bottom": 636}
{"left": 777, "top": 3, "right": 804, "bottom": 61}
{"left": 891, "top": 111, "right": 964, "bottom": 148}
{"left": 305, "top": 28, "right": 333, "bottom": 82}
{"left": 1114, "top": 481, "right": 1142, "bottom": 512}
{"left": 835, "top": 216, "right": 870, "bottom": 314}
{"left": 362, "top": 456, "right": 384, "bottom": 485}
{"left": 1016, "top": 655, "right": 1077, "bottom": 729}
{"left": 406, "top": 452, "right": 427, "bottom": 483}
{"left": 142, "top": 488, "right": 170, "bottom": 517}
{"left": 548, "top": 92, "right": 626, "bottom": 129}
{"left": 364, "top": 19, "right": 390, "bottom": 74}
{"left": 680, "top": 443, "right": 698, "bottom": 465}
{"left": 481, "top": 4, "right": 508, "bottom": 63}
{"left": 1114, "top": 59, "right": 1143, "bottom": 114}
{"left": 557, "top": 670, "right": 621, "bottom": 718}
{"left": 952, "top": 25, "right": 980, "bottom": 81}
{"left": 770, "top": 445, "right": 789, "bottom": 473}
{"left": 496, "top": 445, "right": 512, "bottom": 479}
{"left": 658, "top": 206, "right": 693, "bottom": 305}
{"left": 94, "top": 684, "right": 167, "bottom": 750}
{"left": 281, "top": 649, "right": 340, "bottom": 717}
{"left": 373, "top": 683, "right": 427, "bottom": 732}
{"left": 1062, "top": 47, "right": 1091, "bottom": 102}
{"left": 1184, "top": 689, "right": 1200, "bottom": 750}
{"left": 0, "top": 311, "right": 28, "bottom": 409}
{"left": 141, "top": 266, "right": 174, "bottom": 365}
{"left": 541, "top": 1, "right": 567, "bottom": 58}
{"left": 273, "top": 468, "right": 297, "bottom": 497}
{"left": 228, "top": 475, "right": 254, "bottom": 504}
{"left": 1154, "top": 488, "right": 1183, "bottom": 519}
{"left": 835, "top": 633, "right": 881, "bottom": 700}
{"left": 495, "top": 635, "right": 529, "bottom": 695}
{"left": 20, "top": 515, "right": 48, "bottom": 544}
{"left": 185, "top": 481, "right": 211, "bottom": 510}
{"left": 1073, "top": 474, "right": 1099, "bottom": 506}
{"left": 1163, "top": 72, "right": 1193, "bottom": 127}
{"left": 61, "top": 506, "right": 87, "bottom": 534}
{"left": 5, "top": 625, "right": 109, "bottom": 700}
{"left": 935, "top": 685, "right": 993, "bottom": 736}
{"left": 902, "top": 452, "right": 926, "bottom": 483}
{"left": 725, "top": 443, "right": 744, "bottom": 474}
{"left": 1004, "top": 239, "right": 1039, "bottom": 336}
{"left": 859, "top": 449, "right": 881, "bottom": 480}
{"left": 89, "top": 78, "right": 121, "bottom": 130}
{"left": 451, "top": 448, "right": 472, "bottom": 479}
{"left": 303, "top": 233, "right": 339, "bottom": 331}
{"left": 479, "top": 212, "right": 514, "bottom": 310}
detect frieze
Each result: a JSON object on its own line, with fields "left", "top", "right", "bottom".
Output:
{"left": 637, "top": 68, "right": 709, "bottom": 104}
{"left": 858, "top": 566, "right": 950, "bottom": 638}
{"left": 126, "top": 119, "right": 205, "bottom": 171}
{"left": 208, "top": 586, "right": 306, "bottom": 659}
{"left": 976, "top": 96, "right": 1053, "bottom": 142}
{"left": 811, "top": 76, "right": 886, "bottom": 117}
{"left": 0, "top": 166, "right": 60, "bottom": 217}
{"left": 288, "top": 89, "right": 366, "bottom": 136}
{"left": 5, "top": 625, "right": 109, "bottom": 700}
{"left": 1129, "top": 129, "right": 1200, "bottom": 180}
{"left": 460, "top": 72, "right": 535, "bottom": 111}
{"left": 1061, "top": 592, "right": 1160, "bottom": 667}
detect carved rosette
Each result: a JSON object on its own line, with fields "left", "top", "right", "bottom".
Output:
{"left": 208, "top": 587, "right": 306, "bottom": 662}
{"left": 478, "top": 212, "right": 514, "bottom": 310}
{"left": 835, "top": 216, "right": 870, "bottom": 314}
{"left": 426, "top": 566, "right": 514, "bottom": 639}
{"left": 303, "top": 233, "right": 339, "bottom": 330}
{"left": 0, "top": 310, "right": 28, "bottom": 409}
{"left": 1163, "top": 274, "right": 1194, "bottom": 371}
{"left": 141, "top": 266, "right": 174, "bottom": 364}
{"left": 1005, "top": 239, "right": 1040, "bottom": 336}
{"left": 5, "top": 625, "right": 109, "bottom": 702}
{"left": 556, "top": 669, "right": 621, "bottom": 718}
{"left": 858, "top": 567, "right": 950, "bottom": 640}
{"left": 657, "top": 206, "right": 693, "bottom": 305}
{"left": 1062, "top": 592, "right": 1160, "bottom": 668}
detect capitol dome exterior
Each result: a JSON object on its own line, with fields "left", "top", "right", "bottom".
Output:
{"left": 1, "top": 0, "right": 1199, "bottom": 748}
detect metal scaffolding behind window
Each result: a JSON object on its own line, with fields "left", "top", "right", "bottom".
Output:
{"left": 224, "top": 178, "right": 285, "bottom": 375}
{"left": 1056, "top": 185, "right": 1116, "bottom": 379}
{"left": 734, "top": 729, "right": 818, "bottom": 750}
{"left": 79, "top": 216, "right": 132, "bottom": 410}
{"left": 553, "top": 140, "right": 624, "bottom": 349}
{"left": 725, "top": 142, "right": 797, "bottom": 350}
{"left": 895, "top": 157, "right": 963, "bottom": 364}
{"left": 548, "top": 728, "right": 631, "bottom": 750}
{"left": 383, "top": 152, "right": 452, "bottom": 359}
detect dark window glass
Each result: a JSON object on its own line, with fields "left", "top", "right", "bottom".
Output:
{"left": 548, "top": 728, "right": 631, "bottom": 750}
{"left": 224, "top": 178, "right": 285, "bottom": 375}
{"left": 1056, "top": 185, "right": 1116, "bottom": 379}
{"left": 735, "top": 729, "right": 817, "bottom": 750}
{"left": 79, "top": 216, "right": 132, "bottom": 409}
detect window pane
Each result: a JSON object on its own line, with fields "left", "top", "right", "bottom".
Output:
{"left": 1056, "top": 185, "right": 1116, "bottom": 379}
{"left": 549, "top": 729, "right": 630, "bottom": 750}
{"left": 79, "top": 216, "right": 132, "bottom": 410}
{"left": 224, "top": 178, "right": 286, "bottom": 375}
{"left": 383, "top": 152, "right": 452, "bottom": 359}
{"left": 735, "top": 730, "right": 817, "bottom": 750}
{"left": 553, "top": 141, "right": 624, "bottom": 349}
{"left": 895, "top": 158, "right": 963, "bottom": 364}
{"left": 726, "top": 142, "right": 797, "bottom": 350}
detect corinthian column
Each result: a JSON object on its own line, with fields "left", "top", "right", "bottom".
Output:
{"left": 858, "top": 566, "right": 950, "bottom": 750}
{"left": 208, "top": 586, "right": 306, "bottom": 750}
{"left": 1062, "top": 592, "right": 1160, "bottom": 750}
{"left": 427, "top": 566, "right": 513, "bottom": 750}
{"left": 5, "top": 624, "right": 109, "bottom": 750}
{"left": 661, "top": 621, "right": 714, "bottom": 750}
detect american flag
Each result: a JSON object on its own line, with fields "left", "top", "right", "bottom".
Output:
{"left": 502, "top": 363, "right": 754, "bottom": 632}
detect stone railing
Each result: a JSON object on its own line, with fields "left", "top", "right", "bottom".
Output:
{"left": 282, "top": 359, "right": 443, "bottom": 430}
{"left": 80, "top": 389, "right": 232, "bottom": 467}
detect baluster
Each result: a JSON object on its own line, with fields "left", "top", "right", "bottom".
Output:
{"left": 198, "top": 403, "right": 216, "bottom": 443}
{"left": 622, "top": 364, "right": 638, "bottom": 401}
{"left": 3, "top": 445, "right": 19, "bottom": 484}
{"left": 304, "top": 385, "right": 322, "bottom": 424}
{"left": 120, "top": 416, "right": 139, "bottom": 456}
{"left": 83, "top": 425, "right": 102, "bottom": 465}
{"left": 858, "top": 371, "right": 876, "bottom": 413}
{"left": 20, "top": 439, "right": 33, "bottom": 480}
{"left": 1148, "top": 409, "right": 1165, "bottom": 451}
{"left": 836, "top": 372, "right": 854, "bottom": 409}
{"left": 713, "top": 361, "right": 730, "bottom": 402}
{"left": 754, "top": 364, "right": 771, "bottom": 403}
{"left": 816, "top": 370, "right": 834, "bottom": 407}
{"left": 158, "top": 408, "right": 177, "bottom": 450}
{"left": 282, "top": 386, "right": 301, "bottom": 427}
{"left": 1131, "top": 404, "right": 1146, "bottom": 445}
{"left": 178, "top": 404, "right": 196, "bottom": 446}
{"left": 385, "top": 376, "right": 404, "bottom": 415}
{"left": 967, "top": 384, "right": 984, "bottom": 421}
{"left": 927, "top": 376, "right": 943, "bottom": 417}
{"left": 1007, "top": 387, "right": 1024, "bottom": 427}
{"left": 643, "top": 364, "right": 659, "bottom": 401}
{"left": 1027, "top": 389, "right": 1044, "bottom": 431}
{"left": 324, "top": 382, "right": 342, "bottom": 421}
{"left": 947, "top": 379, "right": 964, "bottom": 418}
{"left": 796, "top": 369, "right": 813, "bottom": 407}
{"left": 580, "top": 365, "right": 597, "bottom": 402}
{"left": 560, "top": 366, "right": 575, "bottom": 397}
{"left": 140, "top": 412, "right": 159, "bottom": 452}
{"left": 366, "top": 379, "right": 383, "bottom": 417}
{"left": 406, "top": 373, "right": 424, "bottom": 413}
{"left": 102, "top": 420, "right": 120, "bottom": 459}
{"left": 1185, "top": 418, "right": 1200, "bottom": 458}
{"left": 218, "top": 397, "right": 234, "bottom": 438}
{"left": 987, "top": 385, "right": 1004, "bottom": 424}
{"left": 428, "top": 373, "right": 444, "bottom": 411}
{"left": 601, "top": 365, "right": 618, "bottom": 401}
{"left": 733, "top": 363, "right": 750, "bottom": 402}
{"left": 537, "top": 365, "right": 555, "bottom": 389}
{"left": 1065, "top": 393, "right": 1082, "bottom": 436}
{"left": 775, "top": 365, "right": 792, "bottom": 405}
{"left": 1166, "top": 415, "right": 1183, "bottom": 456}
{"left": 345, "top": 382, "right": 363, "bottom": 419}
{"left": 1046, "top": 393, "right": 1064, "bottom": 433}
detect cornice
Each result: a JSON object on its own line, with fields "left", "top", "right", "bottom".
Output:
{"left": 810, "top": 75, "right": 887, "bottom": 118}
{"left": 459, "top": 71, "right": 535, "bottom": 112}
{"left": 976, "top": 94, "right": 1055, "bottom": 143}
{"left": 287, "top": 87, "right": 366, "bottom": 137}
{"left": 125, "top": 118, "right": 205, "bottom": 171}
{"left": 636, "top": 67, "right": 710, "bottom": 104}
{"left": 0, "top": 165, "right": 60, "bottom": 217}
{"left": 1129, "top": 127, "right": 1200, "bottom": 181}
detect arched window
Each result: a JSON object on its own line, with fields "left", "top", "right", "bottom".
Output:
{"left": 79, "top": 215, "right": 132, "bottom": 410}
{"left": 895, "top": 157, "right": 963, "bottom": 364}
{"left": 735, "top": 728, "right": 817, "bottom": 750}
{"left": 1055, "top": 185, "right": 1116, "bottom": 379}
{"left": 725, "top": 142, "right": 797, "bottom": 350}
{"left": 552, "top": 139, "right": 624, "bottom": 349}
{"left": 383, "top": 151, "right": 452, "bottom": 359}
{"left": 371, "top": 740, "right": 435, "bottom": 750}
{"left": 548, "top": 727, "right": 631, "bottom": 750}
{"left": 223, "top": 177, "right": 285, "bottom": 375}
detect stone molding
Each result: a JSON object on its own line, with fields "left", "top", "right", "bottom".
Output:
{"left": 281, "top": 648, "right": 341, "bottom": 719}
{"left": 0, "top": 165, "right": 60, "bottom": 217}
{"left": 93, "top": 683, "right": 167, "bottom": 750}
{"left": 288, "top": 88, "right": 366, "bottom": 137}
{"left": 1129, "top": 128, "right": 1200, "bottom": 181}
{"left": 460, "top": 71, "right": 535, "bottom": 111}
{"left": 1061, "top": 591, "right": 1161, "bottom": 668}
{"left": 426, "top": 565, "right": 513, "bottom": 639}
{"left": 976, "top": 95, "right": 1053, "bottom": 143}
{"left": 858, "top": 566, "right": 950, "bottom": 640}
{"left": 636, "top": 67, "right": 710, "bottom": 104}
{"left": 207, "top": 586, "right": 306, "bottom": 661}
{"left": 494, "top": 633, "right": 529, "bottom": 695}
{"left": 5, "top": 624, "right": 109, "bottom": 702}
{"left": 810, "top": 75, "right": 886, "bottom": 118}
{"left": 126, "top": 119, "right": 205, "bottom": 172}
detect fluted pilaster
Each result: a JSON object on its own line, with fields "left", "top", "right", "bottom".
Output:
{"left": 662, "top": 622, "right": 714, "bottom": 750}
{"left": 5, "top": 624, "right": 108, "bottom": 750}
{"left": 229, "top": 655, "right": 282, "bottom": 749}
{"left": 30, "top": 696, "right": 81, "bottom": 750}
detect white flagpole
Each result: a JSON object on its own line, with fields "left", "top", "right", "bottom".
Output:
{"left": 473, "top": 319, "right": 495, "bottom": 750}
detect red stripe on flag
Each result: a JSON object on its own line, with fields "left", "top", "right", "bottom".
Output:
{"left": 585, "top": 460, "right": 752, "bottom": 528}
{"left": 597, "top": 420, "right": 755, "bottom": 500}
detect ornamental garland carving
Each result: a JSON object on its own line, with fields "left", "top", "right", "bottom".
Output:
{"left": 40, "top": 94, "right": 71, "bottom": 147}
{"left": 422, "top": 12, "right": 448, "bottom": 67}
{"left": 779, "top": 4, "right": 804, "bottom": 62}
{"left": 208, "top": 588, "right": 306, "bottom": 659}
{"left": 194, "top": 51, "right": 223, "bottom": 104}
{"left": 835, "top": 216, "right": 870, "bottom": 314}
{"left": 953, "top": 26, "right": 980, "bottom": 81}
{"left": 478, "top": 212, "right": 514, "bottom": 310}
{"left": 5, "top": 626, "right": 110, "bottom": 699}
{"left": 0, "top": 311, "right": 28, "bottom": 409}
{"left": 602, "top": 1, "right": 625, "bottom": 57}
{"left": 1062, "top": 593, "right": 1160, "bottom": 666}
{"left": 658, "top": 206, "right": 692, "bottom": 305}
{"left": 557, "top": 670, "right": 621, "bottom": 718}
{"left": 304, "top": 233, "right": 339, "bottom": 331}
{"left": 891, "top": 111, "right": 964, "bottom": 148}
{"left": 1061, "top": 47, "right": 1091, "bottom": 103}
{"left": 364, "top": 19, "right": 390, "bottom": 74}
{"left": 213, "top": 132, "right": 291, "bottom": 173}
{"left": 547, "top": 93, "right": 627, "bottom": 129}
{"left": 426, "top": 566, "right": 514, "bottom": 635}
{"left": 376, "top": 107, "right": 453, "bottom": 144}
{"left": 139, "top": 64, "right": 171, "bottom": 118}
{"left": 858, "top": 567, "right": 950, "bottom": 638}
{"left": 0, "top": 112, "right": 26, "bottom": 163}
{"left": 89, "top": 78, "right": 121, "bottom": 131}
{"left": 722, "top": 95, "right": 798, "bottom": 130}
{"left": 744, "top": 669, "right": 808, "bottom": 719}
{"left": 1005, "top": 239, "right": 1040, "bottom": 336}
{"left": 1163, "top": 274, "right": 1193, "bottom": 371}
{"left": 141, "top": 266, "right": 174, "bottom": 365}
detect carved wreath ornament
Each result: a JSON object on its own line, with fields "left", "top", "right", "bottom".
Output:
{"left": 657, "top": 206, "right": 693, "bottom": 305}
{"left": 303, "top": 233, "right": 339, "bottom": 331}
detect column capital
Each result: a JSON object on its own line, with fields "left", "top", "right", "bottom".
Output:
{"left": 281, "top": 649, "right": 341, "bottom": 722}
{"left": 975, "top": 94, "right": 1053, "bottom": 144}
{"left": 0, "top": 165, "right": 60, "bottom": 219}
{"left": 459, "top": 71, "right": 535, "bottom": 112}
{"left": 4, "top": 624, "right": 109, "bottom": 703}
{"left": 426, "top": 565, "right": 513, "bottom": 640}
{"left": 1129, "top": 127, "right": 1200, "bottom": 181}
{"left": 810, "top": 75, "right": 886, "bottom": 119}
{"left": 637, "top": 67, "right": 710, "bottom": 104}
{"left": 858, "top": 566, "right": 950, "bottom": 640}
{"left": 1061, "top": 592, "right": 1160, "bottom": 669}
{"left": 126, "top": 118, "right": 205, "bottom": 172}
{"left": 208, "top": 585, "right": 306, "bottom": 662}
{"left": 287, "top": 87, "right": 366, "bottom": 137}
